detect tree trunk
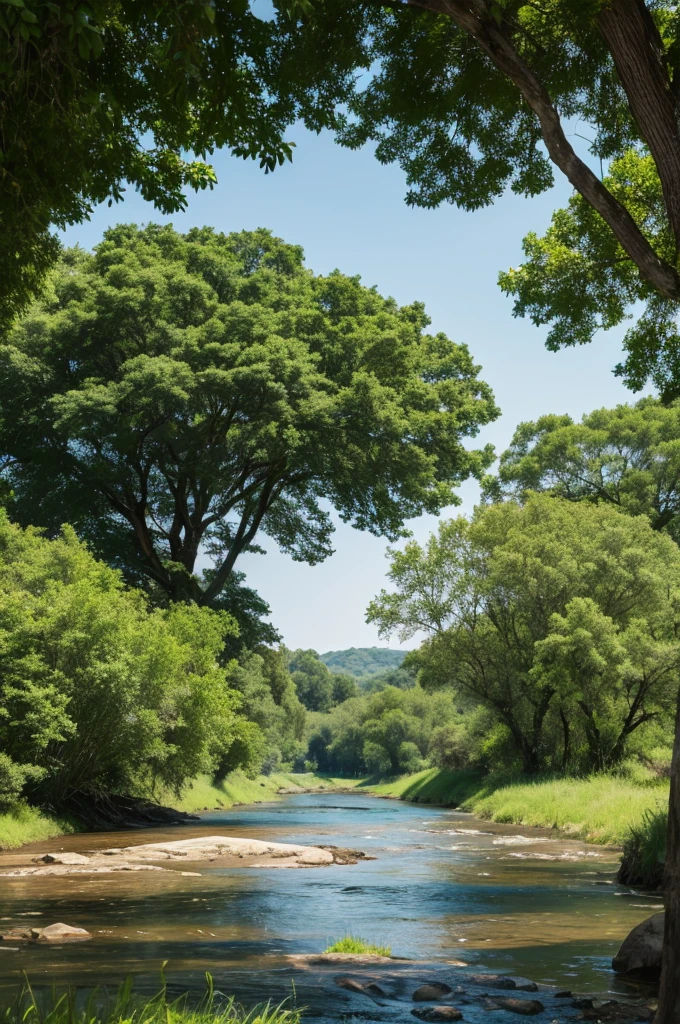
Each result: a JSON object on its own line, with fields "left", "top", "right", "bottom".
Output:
{"left": 559, "top": 708, "right": 571, "bottom": 772}
{"left": 656, "top": 693, "right": 680, "bottom": 1023}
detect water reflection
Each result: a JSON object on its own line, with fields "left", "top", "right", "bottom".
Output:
{"left": 0, "top": 793, "right": 657, "bottom": 999}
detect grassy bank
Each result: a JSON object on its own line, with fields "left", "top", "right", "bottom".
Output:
{"left": 0, "top": 802, "right": 82, "bottom": 851}
{"left": 358, "top": 767, "right": 669, "bottom": 846}
{"left": 0, "top": 772, "right": 358, "bottom": 851}
{"left": 167, "top": 770, "right": 360, "bottom": 814}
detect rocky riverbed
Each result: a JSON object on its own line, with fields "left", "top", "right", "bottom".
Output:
{"left": 0, "top": 836, "right": 371, "bottom": 877}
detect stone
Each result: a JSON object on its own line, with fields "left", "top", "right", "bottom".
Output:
{"left": 509, "top": 978, "right": 538, "bottom": 992}
{"left": 333, "top": 976, "right": 385, "bottom": 998}
{"left": 484, "top": 997, "right": 545, "bottom": 1016}
{"left": 39, "top": 852, "right": 90, "bottom": 865}
{"left": 412, "top": 1008, "right": 463, "bottom": 1021}
{"left": 334, "top": 977, "right": 368, "bottom": 994}
{"left": 579, "top": 1001, "right": 653, "bottom": 1021}
{"left": 555, "top": 991, "right": 572, "bottom": 999}
{"left": 413, "top": 982, "right": 453, "bottom": 1001}
{"left": 612, "top": 912, "right": 663, "bottom": 977}
{"left": 1, "top": 929, "right": 31, "bottom": 942}
{"left": 36, "top": 923, "right": 92, "bottom": 943}
{"left": 469, "top": 974, "right": 517, "bottom": 989}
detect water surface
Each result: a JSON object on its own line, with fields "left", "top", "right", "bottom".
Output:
{"left": 0, "top": 793, "right": 660, "bottom": 1005}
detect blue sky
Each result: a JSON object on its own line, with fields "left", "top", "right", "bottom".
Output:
{"left": 62, "top": 125, "right": 640, "bottom": 654}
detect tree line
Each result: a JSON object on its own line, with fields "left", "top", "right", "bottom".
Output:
{"left": 5, "top": 1, "right": 680, "bottom": 1017}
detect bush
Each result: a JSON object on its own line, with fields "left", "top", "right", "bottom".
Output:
{"left": 0, "top": 515, "right": 250, "bottom": 806}
{"left": 619, "top": 808, "right": 667, "bottom": 889}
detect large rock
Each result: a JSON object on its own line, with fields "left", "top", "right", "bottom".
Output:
{"left": 412, "top": 1008, "right": 463, "bottom": 1021}
{"left": 37, "top": 923, "right": 91, "bottom": 943}
{"left": 413, "top": 983, "right": 453, "bottom": 1001}
{"left": 483, "top": 997, "right": 544, "bottom": 1016}
{"left": 39, "top": 852, "right": 90, "bottom": 865}
{"left": 1, "top": 923, "right": 91, "bottom": 943}
{"left": 612, "top": 912, "right": 664, "bottom": 977}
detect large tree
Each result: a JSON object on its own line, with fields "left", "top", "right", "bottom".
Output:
{"left": 368, "top": 495, "right": 680, "bottom": 774}
{"left": 268, "top": 0, "right": 680, "bottom": 391}
{"left": 0, "top": 223, "right": 497, "bottom": 606}
{"left": 0, "top": 0, "right": 301, "bottom": 328}
{"left": 484, "top": 397, "right": 680, "bottom": 540}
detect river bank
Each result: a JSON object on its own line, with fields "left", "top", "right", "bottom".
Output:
{"left": 356, "top": 768, "right": 670, "bottom": 846}
{"left": 2, "top": 767, "right": 668, "bottom": 855}
{"left": 0, "top": 773, "right": 357, "bottom": 851}
{"left": 0, "top": 792, "right": 655, "bottom": 1007}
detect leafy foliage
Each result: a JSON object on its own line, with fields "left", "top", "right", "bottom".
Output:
{"left": 0, "top": 0, "right": 297, "bottom": 327}
{"left": 484, "top": 397, "right": 680, "bottom": 542}
{"left": 498, "top": 152, "right": 680, "bottom": 396}
{"left": 0, "top": 513, "right": 248, "bottom": 809}
{"left": 368, "top": 495, "right": 680, "bottom": 774}
{"left": 0, "top": 224, "right": 497, "bottom": 607}
{"left": 288, "top": 649, "right": 358, "bottom": 712}
{"left": 306, "top": 684, "right": 471, "bottom": 775}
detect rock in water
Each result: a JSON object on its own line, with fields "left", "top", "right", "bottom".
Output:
{"left": 37, "top": 923, "right": 92, "bottom": 943}
{"left": 484, "top": 997, "right": 545, "bottom": 1016}
{"left": 39, "top": 853, "right": 90, "bottom": 865}
{"left": 413, "top": 982, "right": 453, "bottom": 1001}
{"left": 612, "top": 912, "right": 664, "bottom": 977}
{"left": 1, "top": 923, "right": 91, "bottom": 943}
{"left": 469, "top": 974, "right": 517, "bottom": 989}
{"left": 412, "top": 1008, "right": 463, "bottom": 1021}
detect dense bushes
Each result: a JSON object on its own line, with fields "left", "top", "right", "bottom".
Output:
{"left": 306, "top": 685, "right": 476, "bottom": 776}
{"left": 369, "top": 496, "right": 680, "bottom": 775}
{"left": 0, "top": 515, "right": 261, "bottom": 810}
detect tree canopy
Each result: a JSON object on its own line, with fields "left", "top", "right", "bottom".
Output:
{"left": 288, "top": 649, "right": 359, "bottom": 712}
{"left": 368, "top": 495, "right": 680, "bottom": 775}
{"left": 0, "top": 0, "right": 298, "bottom": 328}
{"left": 484, "top": 397, "right": 680, "bottom": 541}
{"left": 0, "top": 513, "right": 247, "bottom": 810}
{"left": 268, "top": 0, "right": 680, "bottom": 391}
{"left": 0, "top": 223, "right": 497, "bottom": 606}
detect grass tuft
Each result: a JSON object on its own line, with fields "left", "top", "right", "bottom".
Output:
{"left": 324, "top": 935, "right": 391, "bottom": 956}
{"left": 619, "top": 808, "right": 667, "bottom": 889}
{"left": 1, "top": 974, "right": 301, "bottom": 1024}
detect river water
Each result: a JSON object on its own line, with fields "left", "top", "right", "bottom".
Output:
{"left": 0, "top": 793, "right": 661, "bottom": 1011}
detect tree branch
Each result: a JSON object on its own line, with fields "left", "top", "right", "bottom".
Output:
{"left": 408, "top": 0, "right": 680, "bottom": 298}
{"left": 597, "top": 0, "right": 680, "bottom": 255}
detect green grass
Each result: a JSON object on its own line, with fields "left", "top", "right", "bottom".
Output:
{"left": 619, "top": 808, "right": 667, "bottom": 888}
{"left": 168, "top": 771, "right": 360, "bottom": 814}
{"left": 0, "top": 803, "right": 81, "bottom": 851}
{"left": 324, "top": 935, "right": 391, "bottom": 956}
{"left": 358, "top": 768, "right": 670, "bottom": 846}
{"left": 1, "top": 975, "right": 300, "bottom": 1024}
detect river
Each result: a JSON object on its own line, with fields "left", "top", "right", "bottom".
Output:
{"left": 0, "top": 793, "right": 661, "bottom": 1016}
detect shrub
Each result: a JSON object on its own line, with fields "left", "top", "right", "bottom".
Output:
{"left": 619, "top": 808, "right": 667, "bottom": 889}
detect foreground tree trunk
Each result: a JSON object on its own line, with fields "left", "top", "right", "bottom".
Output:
{"left": 656, "top": 693, "right": 680, "bottom": 1023}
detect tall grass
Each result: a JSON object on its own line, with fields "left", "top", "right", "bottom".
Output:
{"left": 324, "top": 935, "right": 391, "bottom": 956}
{"left": 0, "top": 803, "right": 80, "bottom": 851}
{"left": 1, "top": 974, "right": 301, "bottom": 1024}
{"left": 619, "top": 808, "right": 667, "bottom": 889}
{"left": 360, "top": 769, "right": 670, "bottom": 846}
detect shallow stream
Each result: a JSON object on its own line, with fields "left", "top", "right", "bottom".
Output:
{"left": 0, "top": 793, "right": 661, "bottom": 1012}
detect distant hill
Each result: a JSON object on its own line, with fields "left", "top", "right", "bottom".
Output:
{"left": 319, "top": 647, "right": 407, "bottom": 679}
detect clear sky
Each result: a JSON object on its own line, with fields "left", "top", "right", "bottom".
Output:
{"left": 62, "top": 125, "right": 641, "bottom": 654}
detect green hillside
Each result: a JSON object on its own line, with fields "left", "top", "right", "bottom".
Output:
{"left": 319, "top": 647, "right": 407, "bottom": 678}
